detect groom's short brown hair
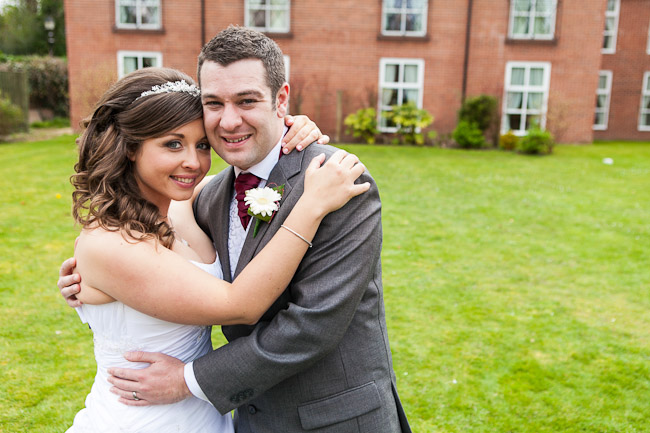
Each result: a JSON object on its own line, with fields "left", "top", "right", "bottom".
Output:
{"left": 197, "top": 25, "right": 286, "bottom": 104}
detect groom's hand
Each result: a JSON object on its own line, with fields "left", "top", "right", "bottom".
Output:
{"left": 58, "top": 257, "right": 82, "bottom": 308}
{"left": 107, "top": 351, "right": 192, "bottom": 406}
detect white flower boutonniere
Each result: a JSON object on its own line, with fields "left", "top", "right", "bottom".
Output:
{"left": 244, "top": 184, "right": 285, "bottom": 237}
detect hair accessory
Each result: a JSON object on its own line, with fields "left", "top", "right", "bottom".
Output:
{"left": 280, "top": 225, "right": 313, "bottom": 248}
{"left": 136, "top": 80, "right": 200, "bottom": 100}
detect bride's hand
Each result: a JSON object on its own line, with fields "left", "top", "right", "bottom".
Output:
{"left": 302, "top": 150, "right": 370, "bottom": 217}
{"left": 282, "top": 115, "right": 330, "bottom": 154}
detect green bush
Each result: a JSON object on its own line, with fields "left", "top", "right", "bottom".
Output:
{"left": 458, "top": 94, "right": 498, "bottom": 135}
{"left": 499, "top": 131, "right": 519, "bottom": 151}
{"left": 0, "top": 56, "right": 69, "bottom": 117}
{"left": 382, "top": 102, "right": 434, "bottom": 145}
{"left": 452, "top": 120, "right": 486, "bottom": 149}
{"left": 517, "top": 127, "right": 554, "bottom": 155}
{"left": 31, "top": 116, "right": 70, "bottom": 129}
{"left": 0, "top": 92, "right": 24, "bottom": 136}
{"left": 344, "top": 107, "right": 379, "bottom": 144}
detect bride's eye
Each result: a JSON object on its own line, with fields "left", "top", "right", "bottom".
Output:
{"left": 165, "top": 140, "right": 182, "bottom": 150}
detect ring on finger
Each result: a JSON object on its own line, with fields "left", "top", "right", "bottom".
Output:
{"left": 133, "top": 391, "right": 140, "bottom": 401}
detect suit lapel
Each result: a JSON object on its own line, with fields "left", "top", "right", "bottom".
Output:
{"left": 213, "top": 167, "right": 236, "bottom": 282}
{"left": 234, "top": 150, "right": 305, "bottom": 278}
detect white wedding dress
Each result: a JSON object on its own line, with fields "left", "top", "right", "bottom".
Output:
{"left": 67, "top": 259, "right": 234, "bottom": 433}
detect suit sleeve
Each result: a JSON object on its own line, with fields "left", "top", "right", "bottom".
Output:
{"left": 192, "top": 169, "right": 383, "bottom": 414}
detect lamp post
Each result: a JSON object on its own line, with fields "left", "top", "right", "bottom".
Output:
{"left": 44, "top": 16, "right": 55, "bottom": 56}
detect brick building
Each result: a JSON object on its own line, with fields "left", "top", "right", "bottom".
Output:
{"left": 63, "top": 0, "right": 650, "bottom": 143}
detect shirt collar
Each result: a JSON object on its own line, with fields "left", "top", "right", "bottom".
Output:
{"left": 233, "top": 126, "right": 288, "bottom": 180}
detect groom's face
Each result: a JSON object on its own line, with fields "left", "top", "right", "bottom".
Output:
{"left": 200, "top": 59, "right": 289, "bottom": 170}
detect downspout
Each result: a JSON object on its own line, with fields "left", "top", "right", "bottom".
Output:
{"left": 201, "top": 0, "right": 206, "bottom": 46}
{"left": 461, "top": 0, "right": 474, "bottom": 103}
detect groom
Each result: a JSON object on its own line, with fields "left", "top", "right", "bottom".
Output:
{"left": 62, "top": 26, "right": 410, "bottom": 432}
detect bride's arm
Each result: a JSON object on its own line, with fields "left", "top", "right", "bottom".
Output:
{"left": 75, "top": 151, "right": 369, "bottom": 326}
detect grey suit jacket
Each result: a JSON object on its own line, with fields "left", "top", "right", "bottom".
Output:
{"left": 193, "top": 144, "right": 410, "bottom": 433}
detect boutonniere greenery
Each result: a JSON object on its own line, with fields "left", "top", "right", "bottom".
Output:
{"left": 244, "top": 184, "right": 285, "bottom": 237}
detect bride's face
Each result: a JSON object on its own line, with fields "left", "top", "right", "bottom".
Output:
{"left": 130, "top": 118, "right": 211, "bottom": 211}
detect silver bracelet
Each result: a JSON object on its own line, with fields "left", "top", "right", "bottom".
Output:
{"left": 280, "top": 225, "right": 313, "bottom": 248}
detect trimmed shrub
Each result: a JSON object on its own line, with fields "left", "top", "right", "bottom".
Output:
{"left": 452, "top": 120, "right": 486, "bottom": 149}
{"left": 381, "top": 102, "right": 434, "bottom": 145}
{"left": 344, "top": 107, "right": 378, "bottom": 144}
{"left": 0, "top": 92, "right": 24, "bottom": 136}
{"left": 458, "top": 95, "right": 498, "bottom": 132}
{"left": 517, "top": 127, "right": 554, "bottom": 155}
{"left": 499, "top": 131, "right": 519, "bottom": 151}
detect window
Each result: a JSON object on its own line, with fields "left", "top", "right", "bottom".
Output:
{"left": 378, "top": 58, "right": 425, "bottom": 132}
{"left": 593, "top": 71, "right": 612, "bottom": 130}
{"left": 381, "top": 0, "right": 428, "bottom": 37}
{"left": 501, "top": 62, "right": 551, "bottom": 135}
{"left": 639, "top": 72, "right": 650, "bottom": 131}
{"left": 118, "top": 51, "right": 162, "bottom": 78}
{"left": 602, "top": 0, "right": 619, "bottom": 54}
{"left": 508, "top": 0, "right": 557, "bottom": 40}
{"left": 116, "top": 0, "right": 161, "bottom": 30}
{"left": 245, "top": 0, "right": 290, "bottom": 33}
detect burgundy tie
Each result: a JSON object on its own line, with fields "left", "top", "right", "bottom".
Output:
{"left": 234, "top": 173, "right": 261, "bottom": 228}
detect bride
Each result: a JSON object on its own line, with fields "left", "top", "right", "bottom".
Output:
{"left": 63, "top": 67, "right": 368, "bottom": 432}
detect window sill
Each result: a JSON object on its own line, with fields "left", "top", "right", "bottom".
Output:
{"left": 261, "top": 31, "right": 293, "bottom": 39}
{"left": 505, "top": 37, "right": 557, "bottom": 46}
{"left": 113, "top": 26, "right": 165, "bottom": 35}
{"left": 377, "top": 34, "right": 430, "bottom": 42}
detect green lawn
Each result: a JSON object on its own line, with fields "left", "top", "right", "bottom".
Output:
{"left": 1, "top": 137, "right": 649, "bottom": 432}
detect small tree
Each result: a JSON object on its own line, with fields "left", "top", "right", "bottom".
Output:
{"left": 458, "top": 95, "right": 499, "bottom": 145}
{"left": 452, "top": 120, "right": 486, "bottom": 149}
{"left": 382, "top": 101, "right": 433, "bottom": 145}
{"left": 344, "top": 107, "right": 378, "bottom": 144}
{"left": 0, "top": 91, "right": 24, "bottom": 136}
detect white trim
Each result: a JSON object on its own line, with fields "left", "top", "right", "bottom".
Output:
{"left": 638, "top": 72, "right": 650, "bottom": 131}
{"left": 117, "top": 50, "right": 162, "bottom": 78}
{"left": 501, "top": 61, "right": 551, "bottom": 136}
{"left": 377, "top": 58, "right": 425, "bottom": 133}
{"left": 602, "top": 0, "right": 620, "bottom": 54}
{"left": 508, "top": 0, "right": 557, "bottom": 40}
{"left": 593, "top": 70, "right": 612, "bottom": 131}
{"left": 115, "top": 0, "right": 162, "bottom": 30}
{"left": 381, "top": 0, "right": 428, "bottom": 37}
{"left": 245, "top": 0, "right": 290, "bottom": 33}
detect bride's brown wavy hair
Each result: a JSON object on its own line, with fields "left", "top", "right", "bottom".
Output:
{"left": 72, "top": 67, "right": 204, "bottom": 248}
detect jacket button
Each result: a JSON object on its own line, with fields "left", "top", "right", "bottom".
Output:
{"left": 248, "top": 405, "right": 257, "bottom": 415}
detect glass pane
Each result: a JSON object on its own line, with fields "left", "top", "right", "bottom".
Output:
{"left": 384, "top": 64, "right": 399, "bottom": 83}
{"left": 594, "top": 112, "right": 604, "bottom": 126}
{"left": 596, "top": 95, "right": 606, "bottom": 108}
{"left": 643, "top": 113, "right": 650, "bottom": 127}
{"left": 607, "top": 0, "right": 616, "bottom": 12}
{"left": 510, "top": 68, "right": 525, "bottom": 86}
{"left": 525, "top": 115, "right": 540, "bottom": 129}
{"left": 141, "top": 6, "right": 159, "bottom": 25}
{"left": 527, "top": 92, "right": 543, "bottom": 110}
{"left": 598, "top": 75, "right": 608, "bottom": 89}
{"left": 645, "top": 79, "right": 650, "bottom": 92}
{"left": 513, "top": 17, "right": 529, "bottom": 35}
{"left": 384, "top": 13, "right": 402, "bottom": 31}
{"left": 514, "top": 0, "right": 532, "bottom": 12}
{"left": 405, "top": 13, "right": 422, "bottom": 32}
{"left": 249, "top": 0, "right": 266, "bottom": 4}
{"left": 251, "top": 9, "right": 266, "bottom": 27}
{"left": 407, "top": 0, "right": 426, "bottom": 8}
{"left": 382, "top": 88, "right": 399, "bottom": 106}
{"left": 507, "top": 114, "right": 521, "bottom": 130}
{"left": 386, "top": 0, "right": 403, "bottom": 8}
{"left": 535, "top": 0, "right": 553, "bottom": 12}
{"left": 529, "top": 68, "right": 544, "bottom": 86}
{"left": 142, "top": 56, "right": 157, "bottom": 68}
{"left": 123, "top": 56, "right": 138, "bottom": 74}
{"left": 534, "top": 17, "right": 551, "bottom": 35}
{"left": 404, "top": 64, "right": 418, "bottom": 83}
{"left": 644, "top": 96, "right": 650, "bottom": 110}
{"left": 271, "top": 0, "right": 288, "bottom": 5}
{"left": 605, "top": 17, "right": 615, "bottom": 31}
{"left": 603, "top": 35, "right": 612, "bottom": 49}
{"left": 270, "top": 10, "right": 288, "bottom": 29}
{"left": 120, "top": 6, "right": 136, "bottom": 24}
{"left": 404, "top": 89, "right": 419, "bottom": 103}
{"left": 507, "top": 92, "right": 523, "bottom": 109}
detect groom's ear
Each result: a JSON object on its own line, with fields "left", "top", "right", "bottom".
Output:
{"left": 275, "top": 83, "right": 289, "bottom": 118}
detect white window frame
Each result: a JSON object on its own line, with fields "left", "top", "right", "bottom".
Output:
{"left": 115, "top": 0, "right": 162, "bottom": 30}
{"left": 508, "top": 0, "right": 557, "bottom": 41}
{"left": 639, "top": 72, "right": 650, "bottom": 131}
{"left": 593, "top": 71, "right": 612, "bottom": 131}
{"left": 381, "top": 0, "right": 428, "bottom": 37}
{"left": 501, "top": 61, "right": 551, "bottom": 136}
{"left": 377, "top": 58, "right": 425, "bottom": 133}
{"left": 245, "top": 0, "right": 290, "bottom": 33}
{"left": 117, "top": 50, "right": 162, "bottom": 78}
{"left": 602, "top": 0, "right": 620, "bottom": 54}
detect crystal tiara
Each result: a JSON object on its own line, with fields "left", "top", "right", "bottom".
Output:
{"left": 136, "top": 80, "right": 201, "bottom": 100}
